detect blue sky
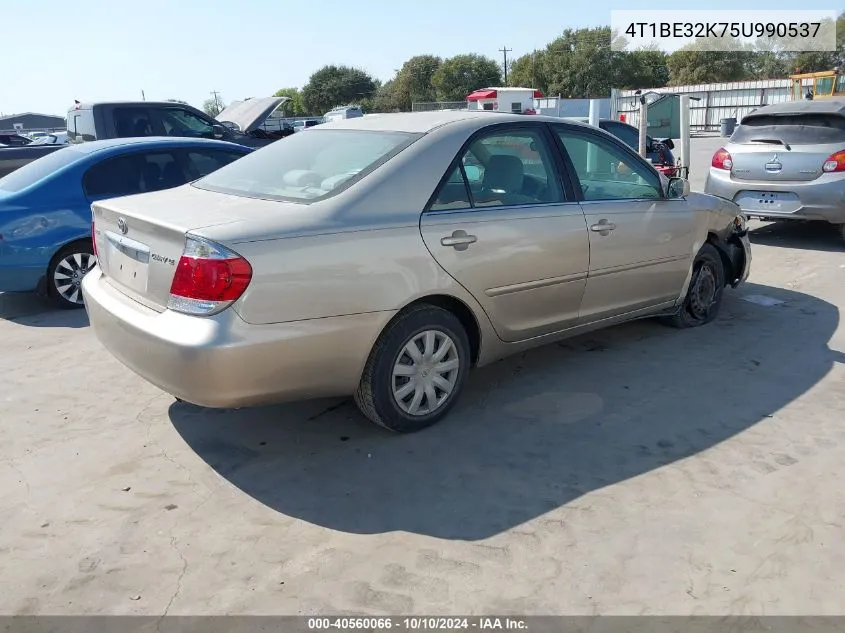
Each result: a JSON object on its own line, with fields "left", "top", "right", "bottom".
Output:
{"left": 2, "top": 0, "right": 838, "bottom": 116}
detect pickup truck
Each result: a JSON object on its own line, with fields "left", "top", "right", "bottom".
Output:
{"left": 66, "top": 96, "right": 290, "bottom": 148}
{"left": 0, "top": 96, "right": 289, "bottom": 178}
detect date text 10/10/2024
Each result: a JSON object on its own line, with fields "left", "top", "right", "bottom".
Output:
{"left": 307, "top": 617, "right": 528, "bottom": 630}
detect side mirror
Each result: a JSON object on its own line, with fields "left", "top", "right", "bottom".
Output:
{"left": 211, "top": 124, "right": 228, "bottom": 139}
{"left": 667, "top": 177, "right": 690, "bottom": 199}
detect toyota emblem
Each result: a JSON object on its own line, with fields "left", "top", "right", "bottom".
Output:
{"left": 117, "top": 217, "right": 128, "bottom": 234}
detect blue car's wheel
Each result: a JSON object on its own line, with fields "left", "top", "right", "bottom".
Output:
{"left": 48, "top": 241, "right": 96, "bottom": 309}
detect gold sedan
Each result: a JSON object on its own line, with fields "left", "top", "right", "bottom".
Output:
{"left": 83, "top": 111, "right": 751, "bottom": 432}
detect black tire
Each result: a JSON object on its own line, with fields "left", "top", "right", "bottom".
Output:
{"left": 47, "top": 241, "right": 96, "bottom": 309}
{"left": 838, "top": 223, "right": 845, "bottom": 243}
{"left": 355, "top": 304, "right": 471, "bottom": 433}
{"left": 662, "top": 243, "right": 726, "bottom": 329}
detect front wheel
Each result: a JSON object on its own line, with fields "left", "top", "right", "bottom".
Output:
{"left": 48, "top": 242, "right": 96, "bottom": 309}
{"left": 662, "top": 243, "right": 726, "bottom": 329}
{"left": 355, "top": 305, "right": 470, "bottom": 433}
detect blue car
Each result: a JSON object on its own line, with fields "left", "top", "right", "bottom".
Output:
{"left": 0, "top": 137, "right": 251, "bottom": 308}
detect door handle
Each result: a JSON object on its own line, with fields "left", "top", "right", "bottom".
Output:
{"left": 441, "top": 230, "right": 477, "bottom": 251}
{"left": 589, "top": 220, "right": 617, "bottom": 234}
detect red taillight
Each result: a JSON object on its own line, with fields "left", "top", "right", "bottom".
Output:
{"left": 91, "top": 223, "right": 97, "bottom": 256}
{"left": 712, "top": 147, "right": 733, "bottom": 170}
{"left": 822, "top": 150, "right": 845, "bottom": 173}
{"left": 167, "top": 237, "right": 252, "bottom": 315}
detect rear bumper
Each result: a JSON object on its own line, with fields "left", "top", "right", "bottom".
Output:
{"left": 704, "top": 169, "right": 845, "bottom": 224}
{"left": 82, "top": 268, "right": 393, "bottom": 408}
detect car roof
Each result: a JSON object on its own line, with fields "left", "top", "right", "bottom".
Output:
{"left": 743, "top": 99, "right": 845, "bottom": 119}
{"left": 67, "top": 137, "right": 250, "bottom": 155}
{"left": 320, "top": 110, "right": 596, "bottom": 133}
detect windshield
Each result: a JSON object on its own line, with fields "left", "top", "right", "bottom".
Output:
{"left": 733, "top": 113, "right": 845, "bottom": 145}
{"left": 195, "top": 129, "right": 420, "bottom": 202}
{"left": 0, "top": 147, "right": 81, "bottom": 193}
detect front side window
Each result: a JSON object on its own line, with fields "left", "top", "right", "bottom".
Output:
{"left": 195, "top": 129, "right": 419, "bottom": 203}
{"left": 555, "top": 128, "right": 662, "bottom": 201}
{"left": 159, "top": 109, "right": 215, "bottom": 138}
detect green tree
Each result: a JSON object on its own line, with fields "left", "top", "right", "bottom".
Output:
{"left": 394, "top": 55, "right": 442, "bottom": 110}
{"left": 667, "top": 38, "right": 751, "bottom": 86}
{"left": 431, "top": 54, "right": 502, "bottom": 102}
{"left": 301, "top": 65, "right": 377, "bottom": 115}
{"left": 507, "top": 51, "right": 549, "bottom": 93}
{"left": 273, "top": 87, "right": 306, "bottom": 116}
{"left": 792, "top": 14, "right": 845, "bottom": 72}
{"left": 369, "top": 79, "right": 399, "bottom": 112}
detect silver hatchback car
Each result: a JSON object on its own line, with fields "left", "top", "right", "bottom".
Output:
{"left": 83, "top": 111, "right": 751, "bottom": 433}
{"left": 705, "top": 99, "right": 845, "bottom": 241}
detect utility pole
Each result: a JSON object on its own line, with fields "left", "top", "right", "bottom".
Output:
{"left": 141, "top": 90, "right": 145, "bottom": 101}
{"left": 210, "top": 90, "right": 223, "bottom": 116}
{"left": 499, "top": 46, "right": 512, "bottom": 84}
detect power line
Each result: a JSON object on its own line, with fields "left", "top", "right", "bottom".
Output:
{"left": 499, "top": 45, "right": 512, "bottom": 83}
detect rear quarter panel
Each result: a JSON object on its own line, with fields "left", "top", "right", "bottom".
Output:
{"left": 231, "top": 226, "right": 485, "bottom": 325}
{"left": 0, "top": 173, "right": 90, "bottom": 274}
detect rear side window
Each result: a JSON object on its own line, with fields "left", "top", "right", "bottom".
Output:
{"left": 0, "top": 148, "right": 82, "bottom": 193}
{"left": 733, "top": 113, "right": 845, "bottom": 145}
{"left": 113, "top": 107, "right": 154, "bottom": 138}
{"left": 68, "top": 110, "right": 96, "bottom": 143}
{"left": 83, "top": 151, "right": 185, "bottom": 198}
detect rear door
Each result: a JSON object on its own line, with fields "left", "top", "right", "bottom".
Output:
{"left": 111, "top": 106, "right": 156, "bottom": 138}
{"left": 419, "top": 123, "right": 590, "bottom": 343}
{"left": 728, "top": 112, "right": 845, "bottom": 183}
{"left": 553, "top": 124, "right": 696, "bottom": 321}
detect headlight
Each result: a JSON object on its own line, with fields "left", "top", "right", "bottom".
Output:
{"left": 732, "top": 214, "right": 748, "bottom": 233}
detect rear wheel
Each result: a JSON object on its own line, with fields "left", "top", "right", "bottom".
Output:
{"left": 355, "top": 305, "right": 470, "bottom": 433}
{"left": 48, "top": 241, "right": 96, "bottom": 309}
{"left": 662, "top": 243, "right": 726, "bottom": 329}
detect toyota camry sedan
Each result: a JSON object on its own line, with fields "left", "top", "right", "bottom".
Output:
{"left": 83, "top": 111, "right": 751, "bottom": 433}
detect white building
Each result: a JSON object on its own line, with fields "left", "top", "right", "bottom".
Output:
{"left": 466, "top": 87, "right": 543, "bottom": 114}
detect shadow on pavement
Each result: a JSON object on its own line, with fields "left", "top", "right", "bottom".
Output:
{"left": 0, "top": 292, "right": 89, "bottom": 328}
{"left": 749, "top": 220, "right": 845, "bottom": 253}
{"left": 169, "top": 282, "right": 841, "bottom": 540}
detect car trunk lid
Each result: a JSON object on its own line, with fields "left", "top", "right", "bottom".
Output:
{"left": 91, "top": 184, "right": 308, "bottom": 312}
{"left": 728, "top": 111, "right": 845, "bottom": 182}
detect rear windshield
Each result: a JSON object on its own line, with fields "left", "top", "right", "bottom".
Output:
{"left": 0, "top": 147, "right": 81, "bottom": 193}
{"left": 733, "top": 113, "right": 845, "bottom": 145}
{"left": 195, "top": 129, "right": 419, "bottom": 202}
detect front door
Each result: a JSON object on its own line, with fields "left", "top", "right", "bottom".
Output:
{"left": 553, "top": 125, "right": 696, "bottom": 321}
{"left": 420, "top": 124, "right": 589, "bottom": 343}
